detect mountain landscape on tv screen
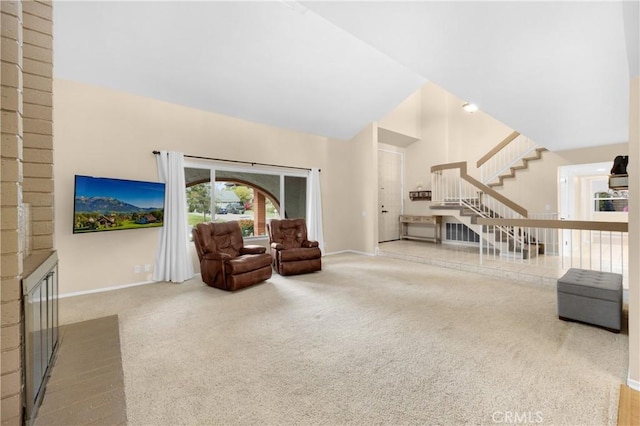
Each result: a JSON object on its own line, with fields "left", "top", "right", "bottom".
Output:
{"left": 74, "top": 196, "right": 161, "bottom": 213}
{"left": 73, "top": 196, "right": 164, "bottom": 233}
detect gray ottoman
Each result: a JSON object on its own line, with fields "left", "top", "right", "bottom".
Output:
{"left": 557, "top": 268, "right": 623, "bottom": 333}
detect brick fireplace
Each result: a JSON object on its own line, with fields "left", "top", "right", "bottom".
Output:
{"left": 1, "top": 1, "right": 54, "bottom": 424}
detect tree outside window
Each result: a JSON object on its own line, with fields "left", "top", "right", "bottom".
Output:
{"left": 186, "top": 182, "right": 211, "bottom": 225}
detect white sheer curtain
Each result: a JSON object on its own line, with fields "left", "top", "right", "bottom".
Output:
{"left": 153, "top": 151, "right": 194, "bottom": 283}
{"left": 306, "top": 168, "right": 325, "bottom": 253}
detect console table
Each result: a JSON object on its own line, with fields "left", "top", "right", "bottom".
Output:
{"left": 399, "top": 215, "right": 442, "bottom": 243}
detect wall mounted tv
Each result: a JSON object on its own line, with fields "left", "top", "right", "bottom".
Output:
{"left": 73, "top": 175, "right": 166, "bottom": 234}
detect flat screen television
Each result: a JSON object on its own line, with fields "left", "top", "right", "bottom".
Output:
{"left": 73, "top": 175, "right": 166, "bottom": 234}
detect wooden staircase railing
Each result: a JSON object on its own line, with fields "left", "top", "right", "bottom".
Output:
{"left": 429, "top": 131, "right": 547, "bottom": 259}
{"left": 476, "top": 131, "right": 520, "bottom": 168}
{"left": 430, "top": 161, "right": 528, "bottom": 218}
{"left": 477, "top": 131, "right": 546, "bottom": 187}
{"left": 431, "top": 162, "right": 533, "bottom": 258}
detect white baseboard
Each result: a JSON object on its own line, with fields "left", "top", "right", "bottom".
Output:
{"left": 628, "top": 371, "right": 640, "bottom": 391}
{"left": 59, "top": 280, "right": 156, "bottom": 299}
{"left": 324, "top": 249, "right": 376, "bottom": 257}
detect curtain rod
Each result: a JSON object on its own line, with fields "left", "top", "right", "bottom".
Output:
{"left": 152, "top": 151, "right": 318, "bottom": 172}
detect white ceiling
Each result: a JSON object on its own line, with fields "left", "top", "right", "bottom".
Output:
{"left": 53, "top": 1, "right": 639, "bottom": 151}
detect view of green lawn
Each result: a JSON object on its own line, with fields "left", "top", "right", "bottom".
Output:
{"left": 188, "top": 212, "right": 211, "bottom": 226}
{"left": 74, "top": 220, "right": 163, "bottom": 233}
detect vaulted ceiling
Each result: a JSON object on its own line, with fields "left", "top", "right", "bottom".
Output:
{"left": 53, "top": 1, "right": 639, "bottom": 151}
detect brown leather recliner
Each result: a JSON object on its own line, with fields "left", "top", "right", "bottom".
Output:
{"left": 192, "top": 221, "right": 272, "bottom": 291}
{"left": 266, "top": 218, "right": 321, "bottom": 276}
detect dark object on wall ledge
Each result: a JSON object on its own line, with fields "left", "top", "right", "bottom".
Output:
{"left": 609, "top": 155, "right": 629, "bottom": 190}
{"left": 409, "top": 190, "right": 432, "bottom": 201}
{"left": 73, "top": 175, "right": 165, "bottom": 234}
{"left": 610, "top": 155, "right": 628, "bottom": 175}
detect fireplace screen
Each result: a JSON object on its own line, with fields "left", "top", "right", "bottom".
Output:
{"left": 23, "top": 251, "right": 59, "bottom": 425}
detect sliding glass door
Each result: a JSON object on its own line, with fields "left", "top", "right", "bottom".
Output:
{"left": 185, "top": 163, "right": 307, "bottom": 238}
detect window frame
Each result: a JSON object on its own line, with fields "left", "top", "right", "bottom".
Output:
{"left": 184, "top": 159, "right": 309, "bottom": 240}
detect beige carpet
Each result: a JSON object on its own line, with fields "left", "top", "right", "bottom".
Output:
{"left": 60, "top": 253, "right": 628, "bottom": 425}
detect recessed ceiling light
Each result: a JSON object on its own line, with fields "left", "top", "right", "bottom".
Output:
{"left": 462, "top": 102, "right": 479, "bottom": 113}
{"left": 596, "top": 168, "right": 606, "bottom": 172}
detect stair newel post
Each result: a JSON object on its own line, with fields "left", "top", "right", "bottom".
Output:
{"left": 480, "top": 219, "right": 484, "bottom": 264}
{"left": 458, "top": 173, "right": 461, "bottom": 206}
{"left": 431, "top": 172, "right": 435, "bottom": 203}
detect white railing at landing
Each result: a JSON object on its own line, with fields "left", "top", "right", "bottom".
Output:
{"left": 430, "top": 162, "right": 628, "bottom": 282}
{"left": 431, "top": 162, "right": 530, "bottom": 254}
{"left": 477, "top": 218, "right": 629, "bottom": 285}
{"left": 477, "top": 131, "right": 540, "bottom": 185}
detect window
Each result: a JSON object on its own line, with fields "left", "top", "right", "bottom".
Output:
{"left": 284, "top": 176, "right": 307, "bottom": 219}
{"left": 185, "top": 163, "right": 307, "bottom": 238}
{"left": 594, "top": 191, "right": 628, "bottom": 212}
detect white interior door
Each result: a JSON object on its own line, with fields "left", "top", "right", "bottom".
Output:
{"left": 378, "top": 149, "right": 403, "bottom": 242}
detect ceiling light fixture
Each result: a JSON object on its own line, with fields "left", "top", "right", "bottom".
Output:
{"left": 462, "top": 102, "right": 479, "bottom": 113}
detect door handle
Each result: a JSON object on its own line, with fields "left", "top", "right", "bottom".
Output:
{"left": 381, "top": 210, "right": 389, "bottom": 213}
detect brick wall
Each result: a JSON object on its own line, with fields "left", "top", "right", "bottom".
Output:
{"left": 22, "top": 1, "right": 53, "bottom": 257}
{"left": 1, "top": 1, "right": 53, "bottom": 425}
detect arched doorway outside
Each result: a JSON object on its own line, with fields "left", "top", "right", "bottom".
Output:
{"left": 184, "top": 166, "right": 307, "bottom": 237}
{"left": 185, "top": 179, "right": 279, "bottom": 237}
{"left": 214, "top": 178, "right": 280, "bottom": 236}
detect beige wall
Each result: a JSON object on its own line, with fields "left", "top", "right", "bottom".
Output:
{"left": 628, "top": 76, "right": 639, "bottom": 388}
{"left": 347, "top": 124, "right": 378, "bottom": 254}
{"left": 53, "top": 79, "right": 366, "bottom": 294}
{"left": 555, "top": 143, "right": 629, "bottom": 164}
{"left": 403, "top": 83, "right": 515, "bottom": 214}
{"left": 444, "top": 94, "right": 513, "bottom": 178}
{"left": 379, "top": 90, "right": 422, "bottom": 138}
{"left": 403, "top": 84, "right": 447, "bottom": 216}
{"left": 402, "top": 83, "right": 514, "bottom": 180}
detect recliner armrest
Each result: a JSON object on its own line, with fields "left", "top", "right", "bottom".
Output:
{"left": 203, "top": 252, "right": 232, "bottom": 261}
{"left": 271, "top": 243, "right": 285, "bottom": 250}
{"left": 241, "top": 245, "right": 267, "bottom": 255}
{"left": 302, "top": 240, "right": 319, "bottom": 248}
